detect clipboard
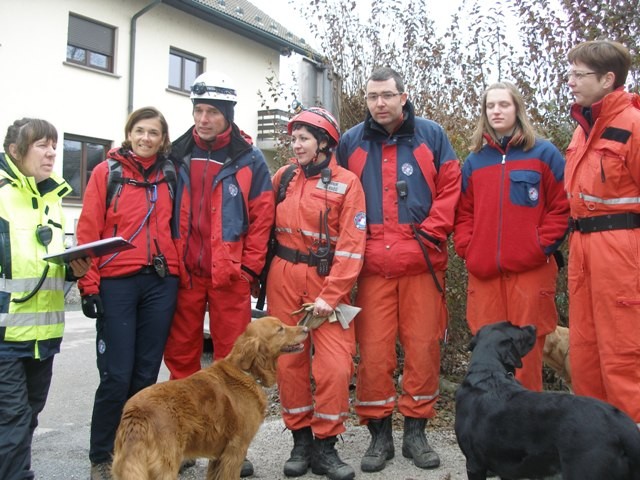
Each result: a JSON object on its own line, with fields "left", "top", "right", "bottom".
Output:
{"left": 43, "top": 237, "right": 135, "bottom": 264}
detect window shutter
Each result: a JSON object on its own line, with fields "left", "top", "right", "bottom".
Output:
{"left": 68, "top": 15, "right": 114, "bottom": 55}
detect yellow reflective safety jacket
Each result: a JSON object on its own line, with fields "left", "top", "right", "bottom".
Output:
{"left": 0, "top": 152, "right": 72, "bottom": 359}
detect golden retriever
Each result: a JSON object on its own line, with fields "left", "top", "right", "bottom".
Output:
{"left": 542, "top": 325, "right": 571, "bottom": 389}
{"left": 111, "top": 316, "right": 309, "bottom": 480}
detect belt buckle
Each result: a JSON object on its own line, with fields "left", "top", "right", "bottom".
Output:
{"left": 569, "top": 218, "right": 579, "bottom": 232}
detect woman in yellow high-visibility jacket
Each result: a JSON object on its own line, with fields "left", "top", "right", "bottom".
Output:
{"left": 0, "top": 118, "right": 90, "bottom": 480}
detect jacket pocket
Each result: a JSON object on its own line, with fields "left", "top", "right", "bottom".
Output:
{"left": 509, "top": 170, "right": 541, "bottom": 207}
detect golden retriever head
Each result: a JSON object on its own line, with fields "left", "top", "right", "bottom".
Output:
{"left": 226, "top": 316, "right": 308, "bottom": 387}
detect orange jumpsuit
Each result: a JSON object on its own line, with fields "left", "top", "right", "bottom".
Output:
{"left": 267, "top": 156, "right": 366, "bottom": 439}
{"left": 565, "top": 89, "right": 640, "bottom": 423}
{"left": 338, "top": 102, "right": 461, "bottom": 422}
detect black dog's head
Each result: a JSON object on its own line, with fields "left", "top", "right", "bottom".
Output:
{"left": 469, "top": 322, "right": 537, "bottom": 373}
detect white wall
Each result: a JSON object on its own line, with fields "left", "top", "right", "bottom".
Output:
{"left": 0, "top": 0, "right": 281, "bottom": 233}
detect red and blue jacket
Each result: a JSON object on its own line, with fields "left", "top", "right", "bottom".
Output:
{"left": 77, "top": 148, "right": 180, "bottom": 295}
{"left": 454, "top": 135, "right": 569, "bottom": 279}
{"left": 170, "top": 124, "right": 274, "bottom": 289}
{"left": 337, "top": 101, "right": 461, "bottom": 278}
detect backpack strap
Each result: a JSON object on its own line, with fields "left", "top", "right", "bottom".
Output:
{"left": 276, "top": 163, "right": 298, "bottom": 204}
{"left": 106, "top": 157, "right": 177, "bottom": 207}
{"left": 106, "top": 158, "right": 123, "bottom": 208}
{"left": 256, "top": 163, "right": 298, "bottom": 311}
{"left": 161, "top": 159, "right": 177, "bottom": 200}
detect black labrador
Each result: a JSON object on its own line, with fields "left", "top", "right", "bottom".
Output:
{"left": 455, "top": 321, "right": 640, "bottom": 480}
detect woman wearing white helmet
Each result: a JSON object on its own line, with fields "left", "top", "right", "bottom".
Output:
{"left": 267, "top": 107, "right": 366, "bottom": 480}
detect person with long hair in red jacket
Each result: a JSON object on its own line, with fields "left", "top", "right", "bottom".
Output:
{"left": 454, "top": 81, "right": 569, "bottom": 391}
{"left": 76, "top": 107, "right": 180, "bottom": 480}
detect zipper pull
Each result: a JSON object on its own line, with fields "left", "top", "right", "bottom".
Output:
{"left": 502, "top": 154, "right": 506, "bottom": 165}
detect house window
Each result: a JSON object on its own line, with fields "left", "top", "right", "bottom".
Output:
{"left": 169, "top": 48, "right": 203, "bottom": 92}
{"left": 62, "top": 135, "right": 111, "bottom": 201}
{"left": 67, "top": 14, "right": 115, "bottom": 73}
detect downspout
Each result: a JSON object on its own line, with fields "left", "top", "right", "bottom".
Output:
{"left": 128, "top": 0, "right": 162, "bottom": 114}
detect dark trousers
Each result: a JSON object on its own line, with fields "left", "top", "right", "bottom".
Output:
{"left": 0, "top": 355, "right": 54, "bottom": 480}
{"left": 89, "top": 273, "right": 178, "bottom": 464}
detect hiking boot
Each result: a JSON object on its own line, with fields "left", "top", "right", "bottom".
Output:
{"left": 90, "top": 462, "right": 112, "bottom": 480}
{"left": 284, "top": 426, "right": 313, "bottom": 477}
{"left": 240, "top": 457, "right": 254, "bottom": 477}
{"left": 311, "top": 436, "right": 355, "bottom": 480}
{"left": 179, "top": 458, "right": 196, "bottom": 472}
{"left": 401, "top": 417, "right": 440, "bottom": 469}
{"left": 361, "top": 416, "right": 395, "bottom": 472}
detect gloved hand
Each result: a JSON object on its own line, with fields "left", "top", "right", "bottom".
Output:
{"left": 81, "top": 294, "right": 104, "bottom": 319}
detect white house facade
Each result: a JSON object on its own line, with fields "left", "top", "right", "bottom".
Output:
{"left": 0, "top": 0, "right": 324, "bottom": 237}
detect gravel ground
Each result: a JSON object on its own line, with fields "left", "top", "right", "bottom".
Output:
{"left": 177, "top": 420, "right": 468, "bottom": 480}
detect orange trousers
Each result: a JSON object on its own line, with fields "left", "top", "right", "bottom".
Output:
{"left": 164, "top": 274, "right": 251, "bottom": 379}
{"left": 267, "top": 259, "right": 355, "bottom": 439}
{"left": 568, "top": 230, "right": 640, "bottom": 423}
{"left": 466, "top": 260, "right": 559, "bottom": 391}
{"left": 354, "top": 272, "right": 447, "bottom": 422}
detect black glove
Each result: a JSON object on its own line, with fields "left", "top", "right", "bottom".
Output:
{"left": 81, "top": 294, "right": 104, "bottom": 319}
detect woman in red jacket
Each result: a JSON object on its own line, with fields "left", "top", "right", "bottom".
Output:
{"left": 454, "top": 82, "right": 570, "bottom": 391}
{"left": 267, "top": 107, "right": 366, "bottom": 480}
{"left": 76, "top": 107, "right": 180, "bottom": 479}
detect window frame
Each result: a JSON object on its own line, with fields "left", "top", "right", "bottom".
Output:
{"left": 62, "top": 134, "right": 112, "bottom": 203}
{"left": 66, "top": 13, "right": 116, "bottom": 73}
{"left": 168, "top": 47, "right": 204, "bottom": 93}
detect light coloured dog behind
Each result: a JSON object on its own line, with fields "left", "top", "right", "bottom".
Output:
{"left": 542, "top": 325, "right": 571, "bottom": 390}
{"left": 111, "top": 316, "right": 309, "bottom": 480}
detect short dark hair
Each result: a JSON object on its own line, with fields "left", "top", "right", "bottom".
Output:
{"left": 121, "top": 106, "right": 171, "bottom": 155}
{"left": 367, "top": 67, "right": 405, "bottom": 93}
{"left": 291, "top": 122, "right": 334, "bottom": 148}
{"left": 568, "top": 40, "right": 631, "bottom": 89}
{"left": 3, "top": 118, "right": 58, "bottom": 161}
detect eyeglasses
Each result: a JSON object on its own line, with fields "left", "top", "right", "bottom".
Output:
{"left": 365, "top": 92, "right": 402, "bottom": 102}
{"left": 565, "top": 71, "right": 598, "bottom": 81}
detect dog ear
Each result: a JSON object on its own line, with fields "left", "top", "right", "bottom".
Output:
{"left": 249, "top": 341, "right": 278, "bottom": 387}
{"left": 499, "top": 341, "right": 524, "bottom": 371}
{"left": 233, "top": 336, "right": 260, "bottom": 371}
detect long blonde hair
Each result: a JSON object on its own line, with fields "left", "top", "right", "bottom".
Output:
{"left": 469, "top": 81, "right": 537, "bottom": 153}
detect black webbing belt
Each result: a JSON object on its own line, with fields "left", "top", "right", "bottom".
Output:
{"left": 569, "top": 212, "right": 640, "bottom": 233}
{"left": 275, "top": 244, "right": 334, "bottom": 267}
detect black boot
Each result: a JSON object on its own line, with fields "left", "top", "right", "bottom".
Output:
{"left": 401, "top": 417, "right": 440, "bottom": 469}
{"left": 240, "top": 457, "right": 254, "bottom": 477}
{"left": 311, "top": 436, "right": 355, "bottom": 480}
{"left": 360, "top": 416, "right": 395, "bottom": 472}
{"left": 283, "top": 427, "right": 313, "bottom": 477}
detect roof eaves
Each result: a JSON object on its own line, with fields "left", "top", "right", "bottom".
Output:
{"left": 162, "top": 0, "right": 324, "bottom": 63}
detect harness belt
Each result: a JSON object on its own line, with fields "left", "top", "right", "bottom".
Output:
{"left": 569, "top": 212, "right": 640, "bottom": 233}
{"left": 275, "top": 244, "right": 334, "bottom": 267}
